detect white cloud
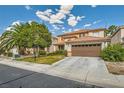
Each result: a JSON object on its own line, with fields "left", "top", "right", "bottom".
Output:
{"left": 83, "top": 20, "right": 101, "bottom": 28}
{"left": 49, "top": 13, "right": 65, "bottom": 24}
{"left": 36, "top": 5, "right": 85, "bottom": 28}
{"left": 36, "top": 9, "right": 53, "bottom": 22}
{"left": 62, "top": 30, "right": 68, "bottom": 33}
{"left": 52, "top": 24, "right": 60, "bottom": 30}
{"left": 59, "top": 5, "right": 73, "bottom": 14}
{"left": 68, "top": 28, "right": 72, "bottom": 32}
{"left": 51, "top": 31, "right": 55, "bottom": 34}
{"left": 67, "top": 16, "right": 77, "bottom": 27}
{"left": 44, "top": 9, "right": 53, "bottom": 16}
{"left": 74, "top": 28, "right": 80, "bottom": 31}
{"left": 67, "top": 15, "right": 85, "bottom": 27}
{"left": 84, "top": 23, "right": 92, "bottom": 27}
{"left": 62, "top": 28, "right": 74, "bottom": 33}
{"left": 5, "top": 20, "right": 21, "bottom": 31}
{"left": 62, "top": 27, "right": 65, "bottom": 29}
{"left": 91, "top": 5, "right": 97, "bottom": 8}
{"left": 36, "top": 10, "right": 50, "bottom": 22}
{"left": 93, "top": 20, "right": 102, "bottom": 24}
{"left": 11, "top": 21, "right": 21, "bottom": 26}
{"left": 6, "top": 27, "right": 12, "bottom": 31}
{"left": 25, "top": 5, "right": 32, "bottom": 10}
{"left": 36, "top": 5, "right": 74, "bottom": 24}
{"left": 77, "top": 16, "right": 85, "bottom": 21}
{"left": 28, "top": 20, "right": 33, "bottom": 24}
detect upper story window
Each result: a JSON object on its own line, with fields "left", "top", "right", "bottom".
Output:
{"left": 79, "top": 34, "right": 85, "bottom": 37}
{"left": 93, "top": 32, "right": 100, "bottom": 37}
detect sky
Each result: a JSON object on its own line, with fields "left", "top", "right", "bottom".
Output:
{"left": 0, "top": 5, "right": 124, "bottom": 36}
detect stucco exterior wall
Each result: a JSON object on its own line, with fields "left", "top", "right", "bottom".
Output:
{"left": 58, "top": 37, "right": 62, "bottom": 42}
{"left": 99, "top": 31, "right": 105, "bottom": 37}
{"left": 65, "top": 44, "right": 72, "bottom": 56}
{"left": 88, "top": 32, "right": 93, "bottom": 36}
{"left": 121, "top": 29, "right": 124, "bottom": 42}
{"left": 88, "top": 30, "right": 104, "bottom": 37}
{"left": 101, "top": 42, "right": 109, "bottom": 50}
{"left": 111, "top": 29, "right": 122, "bottom": 44}
{"left": 48, "top": 45, "right": 56, "bottom": 52}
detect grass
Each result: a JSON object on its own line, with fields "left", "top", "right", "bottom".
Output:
{"left": 16, "top": 55, "right": 65, "bottom": 65}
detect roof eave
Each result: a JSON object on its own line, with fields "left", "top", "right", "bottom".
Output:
{"left": 66, "top": 39, "right": 111, "bottom": 43}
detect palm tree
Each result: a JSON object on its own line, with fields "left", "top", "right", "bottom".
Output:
{"left": 0, "top": 23, "right": 25, "bottom": 54}
{"left": 0, "top": 21, "right": 52, "bottom": 57}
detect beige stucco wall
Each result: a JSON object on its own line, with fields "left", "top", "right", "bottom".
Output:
{"left": 101, "top": 42, "right": 109, "bottom": 50}
{"left": 48, "top": 45, "right": 56, "bottom": 52}
{"left": 58, "top": 37, "right": 62, "bottom": 42}
{"left": 99, "top": 31, "right": 104, "bottom": 37}
{"left": 111, "top": 29, "right": 122, "bottom": 44}
{"left": 89, "top": 31, "right": 104, "bottom": 37}
{"left": 65, "top": 44, "right": 72, "bottom": 56}
{"left": 121, "top": 29, "right": 124, "bottom": 42}
{"left": 88, "top": 32, "right": 93, "bottom": 36}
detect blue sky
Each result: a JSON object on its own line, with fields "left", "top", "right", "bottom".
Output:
{"left": 0, "top": 5, "right": 124, "bottom": 36}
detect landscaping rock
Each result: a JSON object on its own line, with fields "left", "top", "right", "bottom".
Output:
{"left": 105, "top": 62, "right": 124, "bottom": 75}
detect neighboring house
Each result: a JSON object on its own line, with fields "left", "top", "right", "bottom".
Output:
{"left": 53, "top": 28, "right": 111, "bottom": 57}
{"left": 111, "top": 26, "right": 124, "bottom": 46}
{"left": 45, "top": 36, "right": 58, "bottom": 53}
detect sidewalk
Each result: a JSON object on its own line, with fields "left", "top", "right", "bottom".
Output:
{"left": 0, "top": 58, "right": 50, "bottom": 73}
{"left": 0, "top": 57, "right": 124, "bottom": 88}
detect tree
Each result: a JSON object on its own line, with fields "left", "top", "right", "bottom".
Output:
{"left": 0, "top": 23, "right": 25, "bottom": 54}
{"left": 101, "top": 43, "right": 124, "bottom": 62}
{"left": 105, "top": 25, "right": 118, "bottom": 36}
{"left": 25, "top": 21, "right": 52, "bottom": 57}
{"left": 0, "top": 21, "right": 52, "bottom": 57}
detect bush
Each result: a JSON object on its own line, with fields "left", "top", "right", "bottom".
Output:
{"left": 101, "top": 44, "right": 124, "bottom": 62}
{"left": 47, "top": 50, "right": 67, "bottom": 56}
{"left": 7, "top": 52, "right": 13, "bottom": 57}
{"left": 1, "top": 52, "right": 13, "bottom": 57}
{"left": 38, "top": 50, "right": 46, "bottom": 56}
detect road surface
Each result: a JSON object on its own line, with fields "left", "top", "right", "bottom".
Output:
{"left": 0, "top": 64, "right": 101, "bottom": 88}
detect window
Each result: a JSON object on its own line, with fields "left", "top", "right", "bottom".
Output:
{"left": 79, "top": 34, "right": 85, "bottom": 37}
{"left": 79, "top": 34, "right": 81, "bottom": 37}
{"left": 93, "top": 32, "right": 100, "bottom": 37}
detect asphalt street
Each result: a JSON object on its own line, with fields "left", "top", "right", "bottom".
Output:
{"left": 0, "top": 64, "right": 102, "bottom": 88}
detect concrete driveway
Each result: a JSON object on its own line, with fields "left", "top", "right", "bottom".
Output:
{"left": 46, "top": 57, "right": 124, "bottom": 87}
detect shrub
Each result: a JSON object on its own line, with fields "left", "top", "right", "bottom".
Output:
{"left": 7, "top": 52, "right": 13, "bottom": 57}
{"left": 47, "top": 50, "right": 67, "bottom": 56}
{"left": 38, "top": 50, "right": 46, "bottom": 56}
{"left": 101, "top": 44, "right": 124, "bottom": 62}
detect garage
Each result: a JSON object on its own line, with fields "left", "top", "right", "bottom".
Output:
{"left": 71, "top": 44, "right": 101, "bottom": 57}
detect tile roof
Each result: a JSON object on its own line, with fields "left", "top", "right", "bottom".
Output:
{"left": 53, "top": 41, "right": 65, "bottom": 45}
{"left": 63, "top": 35, "right": 78, "bottom": 38}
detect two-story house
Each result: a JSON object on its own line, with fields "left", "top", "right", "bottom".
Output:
{"left": 54, "top": 28, "right": 111, "bottom": 57}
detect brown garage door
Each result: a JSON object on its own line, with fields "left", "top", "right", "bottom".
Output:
{"left": 72, "top": 44, "right": 101, "bottom": 57}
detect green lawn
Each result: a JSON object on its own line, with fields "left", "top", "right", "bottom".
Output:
{"left": 16, "top": 55, "right": 65, "bottom": 65}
